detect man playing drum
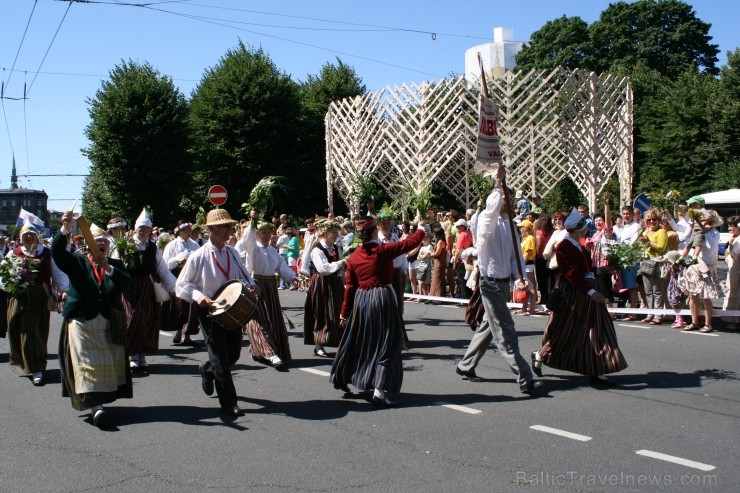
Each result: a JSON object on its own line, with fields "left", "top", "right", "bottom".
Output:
{"left": 175, "top": 208, "right": 258, "bottom": 417}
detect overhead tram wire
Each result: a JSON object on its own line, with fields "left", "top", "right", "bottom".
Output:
{"left": 137, "top": 4, "right": 445, "bottom": 80}
{"left": 70, "top": 0, "right": 488, "bottom": 39}
{"left": 27, "top": 1, "right": 74, "bottom": 96}
{"left": 5, "top": 0, "right": 38, "bottom": 92}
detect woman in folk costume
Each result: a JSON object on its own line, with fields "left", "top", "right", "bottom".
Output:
{"left": 531, "top": 208, "right": 627, "bottom": 387}
{"left": 122, "top": 209, "right": 177, "bottom": 371}
{"left": 0, "top": 219, "right": 68, "bottom": 386}
{"left": 237, "top": 210, "right": 298, "bottom": 370}
{"left": 52, "top": 215, "right": 132, "bottom": 428}
{"left": 330, "top": 217, "right": 425, "bottom": 408}
{"left": 377, "top": 214, "right": 411, "bottom": 348}
{"left": 162, "top": 220, "right": 201, "bottom": 345}
{"left": 303, "top": 218, "right": 348, "bottom": 358}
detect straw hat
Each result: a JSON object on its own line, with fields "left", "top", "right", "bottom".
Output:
{"left": 205, "top": 208, "right": 237, "bottom": 227}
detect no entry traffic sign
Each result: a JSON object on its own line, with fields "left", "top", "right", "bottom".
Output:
{"left": 208, "top": 185, "right": 228, "bottom": 206}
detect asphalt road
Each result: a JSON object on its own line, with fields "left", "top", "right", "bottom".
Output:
{"left": 0, "top": 291, "right": 737, "bottom": 492}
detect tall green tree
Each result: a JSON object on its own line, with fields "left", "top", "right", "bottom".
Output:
{"left": 710, "top": 49, "right": 740, "bottom": 190}
{"left": 590, "top": 0, "right": 719, "bottom": 79}
{"left": 187, "top": 43, "right": 300, "bottom": 218}
{"left": 82, "top": 60, "right": 190, "bottom": 227}
{"left": 298, "top": 58, "right": 365, "bottom": 215}
{"left": 638, "top": 69, "right": 720, "bottom": 196}
{"left": 514, "top": 16, "right": 592, "bottom": 73}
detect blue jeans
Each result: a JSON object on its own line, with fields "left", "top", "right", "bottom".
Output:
{"left": 475, "top": 276, "right": 533, "bottom": 388}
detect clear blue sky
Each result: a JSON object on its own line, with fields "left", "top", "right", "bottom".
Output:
{"left": 1, "top": 0, "right": 738, "bottom": 217}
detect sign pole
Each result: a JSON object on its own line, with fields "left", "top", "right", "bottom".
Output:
{"left": 477, "top": 54, "right": 524, "bottom": 282}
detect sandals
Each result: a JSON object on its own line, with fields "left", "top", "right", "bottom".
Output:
{"left": 649, "top": 318, "right": 663, "bottom": 325}
{"left": 640, "top": 317, "right": 654, "bottom": 323}
{"left": 621, "top": 315, "right": 637, "bottom": 321}
{"left": 682, "top": 323, "right": 699, "bottom": 331}
{"left": 699, "top": 325, "right": 713, "bottom": 333}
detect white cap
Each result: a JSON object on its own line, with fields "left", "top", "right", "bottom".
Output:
{"left": 454, "top": 218, "right": 468, "bottom": 228}
{"left": 134, "top": 208, "right": 152, "bottom": 229}
{"left": 564, "top": 207, "right": 585, "bottom": 230}
{"left": 515, "top": 190, "right": 523, "bottom": 199}
{"left": 90, "top": 223, "right": 110, "bottom": 242}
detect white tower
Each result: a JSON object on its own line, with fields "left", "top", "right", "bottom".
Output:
{"left": 465, "top": 27, "right": 524, "bottom": 80}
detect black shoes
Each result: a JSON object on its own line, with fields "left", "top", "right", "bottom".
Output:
{"left": 371, "top": 395, "right": 398, "bottom": 408}
{"left": 221, "top": 405, "right": 244, "bottom": 417}
{"left": 172, "top": 331, "right": 182, "bottom": 344}
{"left": 456, "top": 366, "right": 482, "bottom": 382}
{"left": 314, "top": 347, "right": 330, "bottom": 358}
{"left": 531, "top": 352, "right": 543, "bottom": 377}
{"left": 520, "top": 380, "right": 543, "bottom": 396}
{"left": 200, "top": 362, "right": 214, "bottom": 396}
{"left": 590, "top": 375, "right": 617, "bottom": 387}
{"left": 92, "top": 409, "right": 108, "bottom": 428}
{"left": 334, "top": 382, "right": 351, "bottom": 393}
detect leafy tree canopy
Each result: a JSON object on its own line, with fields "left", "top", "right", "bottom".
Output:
{"left": 82, "top": 60, "right": 190, "bottom": 227}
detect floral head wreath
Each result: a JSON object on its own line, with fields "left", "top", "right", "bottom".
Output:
{"left": 256, "top": 221, "right": 274, "bottom": 232}
{"left": 315, "top": 218, "right": 341, "bottom": 236}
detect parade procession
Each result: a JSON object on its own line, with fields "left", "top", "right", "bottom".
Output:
{"left": 1, "top": 0, "right": 738, "bottom": 491}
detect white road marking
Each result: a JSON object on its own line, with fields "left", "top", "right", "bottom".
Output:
{"left": 433, "top": 401, "right": 482, "bottom": 415}
{"left": 299, "top": 367, "right": 330, "bottom": 377}
{"left": 530, "top": 425, "right": 592, "bottom": 442}
{"left": 680, "top": 331, "right": 719, "bottom": 337}
{"left": 160, "top": 331, "right": 173, "bottom": 337}
{"left": 635, "top": 450, "right": 716, "bottom": 471}
{"left": 616, "top": 323, "right": 651, "bottom": 329}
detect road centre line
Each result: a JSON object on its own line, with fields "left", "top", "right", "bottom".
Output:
{"left": 433, "top": 401, "right": 482, "bottom": 415}
{"left": 530, "top": 425, "right": 592, "bottom": 442}
{"left": 299, "top": 367, "right": 330, "bottom": 377}
{"left": 635, "top": 449, "right": 716, "bottom": 471}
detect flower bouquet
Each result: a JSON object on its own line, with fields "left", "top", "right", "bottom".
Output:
{"left": 343, "top": 235, "right": 362, "bottom": 258}
{"left": 646, "top": 189, "right": 682, "bottom": 212}
{"left": 113, "top": 236, "right": 140, "bottom": 270}
{"left": 157, "top": 234, "right": 172, "bottom": 251}
{"left": 605, "top": 241, "right": 643, "bottom": 271}
{"left": 0, "top": 255, "right": 40, "bottom": 297}
{"left": 241, "top": 176, "right": 287, "bottom": 217}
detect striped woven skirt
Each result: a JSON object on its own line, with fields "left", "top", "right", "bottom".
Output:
{"left": 303, "top": 272, "right": 344, "bottom": 347}
{"left": 59, "top": 314, "right": 133, "bottom": 411}
{"left": 539, "top": 281, "right": 627, "bottom": 376}
{"left": 330, "top": 285, "right": 404, "bottom": 393}
{"left": 122, "top": 275, "right": 160, "bottom": 354}
{"left": 7, "top": 283, "right": 50, "bottom": 373}
{"left": 245, "top": 276, "right": 292, "bottom": 361}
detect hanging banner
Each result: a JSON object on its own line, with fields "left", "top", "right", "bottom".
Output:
{"left": 475, "top": 94, "right": 503, "bottom": 166}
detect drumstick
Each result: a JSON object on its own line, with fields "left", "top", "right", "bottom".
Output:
{"left": 69, "top": 198, "right": 78, "bottom": 214}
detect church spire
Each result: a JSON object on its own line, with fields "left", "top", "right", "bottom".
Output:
{"left": 11, "top": 155, "right": 18, "bottom": 189}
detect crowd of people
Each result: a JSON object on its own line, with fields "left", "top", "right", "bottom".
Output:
{"left": 0, "top": 166, "right": 735, "bottom": 427}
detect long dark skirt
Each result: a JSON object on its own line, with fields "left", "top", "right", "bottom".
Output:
{"left": 0, "top": 290, "right": 7, "bottom": 338}
{"left": 122, "top": 275, "right": 160, "bottom": 354}
{"left": 539, "top": 281, "right": 627, "bottom": 376}
{"left": 59, "top": 316, "right": 133, "bottom": 411}
{"left": 245, "top": 277, "right": 292, "bottom": 361}
{"left": 157, "top": 298, "right": 180, "bottom": 332}
{"left": 7, "top": 283, "right": 50, "bottom": 373}
{"left": 330, "top": 285, "right": 404, "bottom": 393}
{"left": 304, "top": 272, "right": 344, "bottom": 347}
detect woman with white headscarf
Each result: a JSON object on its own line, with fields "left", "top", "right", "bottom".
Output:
{"left": 531, "top": 208, "right": 627, "bottom": 387}
{"left": 0, "top": 219, "right": 68, "bottom": 386}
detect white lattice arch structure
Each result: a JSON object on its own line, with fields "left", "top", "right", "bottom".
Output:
{"left": 326, "top": 68, "right": 633, "bottom": 214}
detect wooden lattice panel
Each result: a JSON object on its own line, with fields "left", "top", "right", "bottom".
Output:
{"left": 326, "top": 69, "right": 633, "bottom": 213}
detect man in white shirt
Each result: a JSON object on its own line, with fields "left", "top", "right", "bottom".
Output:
{"left": 163, "top": 220, "right": 201, "bottom": 344}
{"left": 614, "top": 206, "right": 642, "bottom": 319}
{"left": 176, "top": 209, "right": 258, "bottom": 418}
{"left": 456, "top": 165, "right": 539, "bottom": 395}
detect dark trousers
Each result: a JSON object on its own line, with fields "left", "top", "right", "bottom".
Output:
{"left": 196, "top": 306, "right": 243, "bottom": 408}
{"left": 455, "top": 263, "right": 472, "bottom": 299}
{"left": 535, "top": 258, "right": 550, "bottom": 304}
